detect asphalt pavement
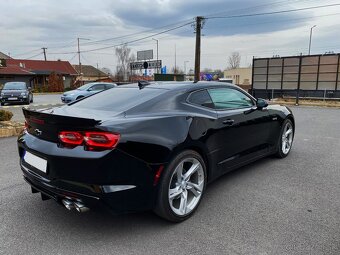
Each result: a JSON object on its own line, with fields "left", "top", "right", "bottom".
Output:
{"left": 0, "top": 93, "right": 63, "bottom": 122}
{"left": 0, "top": 106, "right": 339, "bottom": 255}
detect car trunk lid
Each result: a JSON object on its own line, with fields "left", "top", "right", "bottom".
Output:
{"left": 23, "top": 108, "right": 101, "bottom": 143}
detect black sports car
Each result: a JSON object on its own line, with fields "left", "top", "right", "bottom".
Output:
{"left": 18, "top": 81, "right": 295, "bottom": 222}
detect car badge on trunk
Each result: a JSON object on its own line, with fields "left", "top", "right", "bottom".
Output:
{"left": 34, "top": 129, "right": 42, "bottom": 136}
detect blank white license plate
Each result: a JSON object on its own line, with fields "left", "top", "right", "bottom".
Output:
{"left": 8, "top": 97, "right": 17, "bottom": 100}
{"left": 24, "top": 151, "right": 47, "bottom": 173}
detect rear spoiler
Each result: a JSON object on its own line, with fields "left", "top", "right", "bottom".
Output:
{"left": 23, "top": 108, "right": 101, "bottom": 127}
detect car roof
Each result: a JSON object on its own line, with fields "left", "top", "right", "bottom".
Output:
{"left": 5, "top": 81, "right": 26, "bottom": 84}
{"left": 122, "top": 81, "right": 238, "bottom": 92}
{"left": 86, "top": 82, "right": 116, "bottom": 85}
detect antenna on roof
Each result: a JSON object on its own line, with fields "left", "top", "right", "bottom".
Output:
{"left": 138, "top": 80, "right": 151, "bottom": 89}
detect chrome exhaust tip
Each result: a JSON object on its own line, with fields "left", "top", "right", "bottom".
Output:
{"left": 62, "top": 199, "right": 75, "bottom": 210}
{"left": 74, "top": 201, "right": 90, "bottom": 213}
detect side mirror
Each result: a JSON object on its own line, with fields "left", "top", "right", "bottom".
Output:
{"left": 256, "top": 98, "right": 268, "bottom": 109}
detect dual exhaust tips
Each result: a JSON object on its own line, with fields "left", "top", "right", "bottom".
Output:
{"left": 62, "top": 199, "right": 89, "bottom": 213}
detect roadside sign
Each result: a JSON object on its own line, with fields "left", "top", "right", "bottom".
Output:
{"left": 130, "top": 60, "right": 161, "bottom": 70}
{"left": 137, "top": 50, "right": 153, "bottom": 61}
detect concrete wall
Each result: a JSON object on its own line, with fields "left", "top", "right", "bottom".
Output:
{"left": 224, "top": 68, "right": 252, "bottom": 86}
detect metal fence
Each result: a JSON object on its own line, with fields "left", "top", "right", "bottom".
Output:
{"left": 251, "top": 54, "right": 340, "bottom": 103}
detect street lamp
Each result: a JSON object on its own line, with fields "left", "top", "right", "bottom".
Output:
{"left": 184, "top": 61, "right": 189, "bottom": 75}
{"left": 152, "top": 38, "right": 159, "bottom": 73}
{"left": 308, "top": 25, "right": 316, "bottom": 55}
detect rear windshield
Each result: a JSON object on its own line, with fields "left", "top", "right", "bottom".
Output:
{"left": 3, "top": 82, "right": 26, "bottom": 90}
{"left": 77, "top": 83, "right": 93, "bottom": 91}
{"left": 69, "top": 86, "right": 166, "bottom": 111}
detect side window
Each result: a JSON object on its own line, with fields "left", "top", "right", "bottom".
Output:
{"left": 90, "top": 84, "right": 105, "bottom": 91}
{"left": 208, "top": 88, "right": 254, "bottom": 110}
{"left": 188, "top": 90, "right": 214, "bottom": 108}
{"left": 105, "top": 84, "right": 114, "bottom": 89}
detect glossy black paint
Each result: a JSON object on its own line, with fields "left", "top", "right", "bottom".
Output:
{"left": 17, "top": 82, "right": 294, "bottom": 213}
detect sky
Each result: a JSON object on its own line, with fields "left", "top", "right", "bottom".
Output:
{"left": 2, "top": 0, "right": 340, "bottom": 73}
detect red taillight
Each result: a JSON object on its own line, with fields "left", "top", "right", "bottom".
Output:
{"left": 24, "top": 121, "right": 29, "bottom": 130}
{"left": 58, "top": 131, "right": 83, "bottom": 145}
{"left": 58, "top": 131, "right": 120, "bottom": 150}
{"left": 84, "top": 132, "right": 120, "bottom": 150}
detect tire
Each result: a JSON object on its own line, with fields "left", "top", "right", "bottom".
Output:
{"left": 275, "top": 119, "right": 294, "bottom": 158}
{"left": 76, "top": 96, "right": 84, "bottom": 100}
{"left": 0, "top": 102, "right": 4, "bottom": 106}
{"left": 154, "top": 150, "right": 207, "bottom": 222}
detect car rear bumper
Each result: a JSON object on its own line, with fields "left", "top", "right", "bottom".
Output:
{"left": 21, "top": 162, "right": 146, "bottom": 213}
{"left": 1, "top": 96, "right": 28, "bottom": 103}
{"left": 17, "top": 133, "right": 159, "bottom": 214}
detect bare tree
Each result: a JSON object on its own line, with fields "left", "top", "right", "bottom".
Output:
{"left": 228, "top": 52, "right": 241, "bottom": 69}
{"left": 100, "top": 67, "right": 112, "bottom": 75}
{"left": 115, "top": 45, "right": 135, "bottom": 81}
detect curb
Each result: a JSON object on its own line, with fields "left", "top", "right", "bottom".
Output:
{"left": 0, "top": 121, "right": 24, "bottom": 138}
{"left": 33, "top": 92, "right": 63, "bottom": 95}
{"left": 271, "top": 100, "right": 340, "bottom": 108}
{"left": 0, "top": 103, "right": 64, "bottom": 109}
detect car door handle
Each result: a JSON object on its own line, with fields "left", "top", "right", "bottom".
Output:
{"left": 222, "top": 119, "right": 234, "bottom": 125}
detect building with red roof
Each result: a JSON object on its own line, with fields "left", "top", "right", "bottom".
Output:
{"left": 0, "top": 56, "right": 78, "bottom": 90}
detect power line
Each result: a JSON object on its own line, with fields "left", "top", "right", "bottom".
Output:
{"left": 68, "top": 53, "right": 78, "bottom": 62}
{"left": 79, "top": 21, "right": 194, "bottom": 53}
{"left": 25, "top": 52, "right": 43, "bottom": 60}
{"left": 205, "top": 12, "right": 340, "bottom": 33}
{"left": 79, "top": 19, "right": 194, "bottom": 47}
{"left": 204, "top": 0, "right": 325, "bottom": 18}
{"left": 206, "top": 3, "right": 340, "bottom": 19}
{"left": 49, "top": 21, "right": 194, "bottom": 55}
{"left": 11, "top": 48, "right": 42, "bottom": 58}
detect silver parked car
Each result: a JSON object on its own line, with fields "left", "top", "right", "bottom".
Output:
{"left": 61, "top": 82, "right": 117, "bottom": 103}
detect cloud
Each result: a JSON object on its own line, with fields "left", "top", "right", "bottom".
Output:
{"left": 1, "top": 0, "right": 340, "bottom": 71}
{"left": 110, "top": 0, "right": 309, "bottom": 36}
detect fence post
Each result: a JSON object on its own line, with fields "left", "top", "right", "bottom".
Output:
{"left": 324, "top": 89, "right": 326, "bottom": 101}
{"left": 272, "top": 89, "right": 274, "bottom": 101}
{"left": 296, "top": 55, "right": 302, "bottom": 105}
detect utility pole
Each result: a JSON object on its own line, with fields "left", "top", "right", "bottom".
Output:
{"left": 77, "top": 37, "right": 90, "bottom": 84}
{"left": 308, "top": 25, "right": 316, "bottom": 55}
{"left": 152, "top": 38, "right": 159, "bottom": 73}
{"left": 42, "top": 47, "right": 47, "bottom": 61}
{"left": 194, "top": 16, "right": 204, "bottom": 82}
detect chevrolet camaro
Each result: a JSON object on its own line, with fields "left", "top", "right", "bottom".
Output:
{"left": 18, "top": 81, "right": 295, "bottom": 222}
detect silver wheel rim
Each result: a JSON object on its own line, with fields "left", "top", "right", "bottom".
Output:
{"left": 168, "top": 157, "right": 204, "bottom": 216}
{"left": 282, "top": 122, "right": 293, "bottom": 154}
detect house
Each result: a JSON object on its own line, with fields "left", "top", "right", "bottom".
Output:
{"left": 0, "top": 59, "right": 78, "bottom": 89}
{"left": 224, "top": 67, "right": 252, "bottom": 91}
{"left": 0, "top": 52, "right": 11, "bottom": 60}
{"left": 72, "top": 65, "right": 111, "bottom": 83}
